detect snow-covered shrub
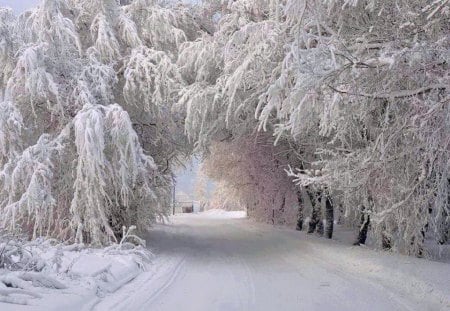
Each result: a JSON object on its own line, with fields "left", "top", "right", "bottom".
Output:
{"left": 0, "top": 231, "right": 152, "bottom": 306}
{"left": 0, "top": 231, "right": 46, "bottom": 271}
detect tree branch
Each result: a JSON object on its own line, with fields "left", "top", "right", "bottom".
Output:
{"left": 328, "top": 84, "right": 447, "bottom": 99}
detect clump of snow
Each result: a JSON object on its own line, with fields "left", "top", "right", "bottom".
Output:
{"left": 0, "top": 230, "right": 152, "bottom": 309}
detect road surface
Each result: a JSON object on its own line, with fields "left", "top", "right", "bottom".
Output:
{"left": 94, "top": 210, "right": 450, "bottom": 311}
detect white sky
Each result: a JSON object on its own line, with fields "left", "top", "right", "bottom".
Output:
{"left": 176, "top": 157, "right": 216, "bottom": 202}
{"left": 176, "top": 159, "right": 199, "bottom": 201}
{"left": 0, "top": 0, "right": 40, "bottom": 13}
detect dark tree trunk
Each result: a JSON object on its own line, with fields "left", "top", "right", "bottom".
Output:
{"left": 354, "top": 214, "right": 370, "bottom": 245}
{"left": 382, "top": 233, "right": 392, "bottom": 250}
{"left": 337, "top": 204, "right": 345, "bottom": 225}
{"left": 316, "top": 218, "right": 324, "bottom": 236}
{"left": 295, "top": 191, "right": 303, "bottom": 231}
{"left": 307, "top": 190, "right": 318, "bottom": 233}
{"left": 438, "top": 187, "right": 449, "bottom": 244}
{"left": 315, "top": 195, "right": 324, "bottom": 236}
{"left": 308, "top": 210, "right": 319, "bottom": 233}
{"left": 324, "top": 196, "right": 334, "bottom": 239}
{"left": 354, "top": 197, "right": 373, "bottom": 245}
{"left": 279, "top": 196, "right": 286, "bottom": 225}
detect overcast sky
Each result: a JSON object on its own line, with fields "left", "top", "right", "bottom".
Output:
{"left": 0, "top": 0, "right": 39, "bottom": 13}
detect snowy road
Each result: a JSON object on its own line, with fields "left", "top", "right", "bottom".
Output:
{"left": 94, "top": 211, "right": 450, "bottom": 311}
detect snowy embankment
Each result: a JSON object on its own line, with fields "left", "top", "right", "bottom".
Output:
{"left": 0, "top": 229, "right": 152, "bottom": 311}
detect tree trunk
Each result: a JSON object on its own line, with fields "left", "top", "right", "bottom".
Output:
{"left": 315, "top": 195, "right": 324, "bottom": 236}
{"left": 324, "top": 196, "right": 334, "bottom": 239}
{"left": 354, "top": 197, "right": 373, "bottom": 245}
{"left": 308, "top": 209, "right": 319, "bottom": 233}
{"left": 295, "top": 191, "right": 303, "bottom": 231}
{"left": 279, "top": 196, "right": 286, "bottom": 225}
{"left": 382, "top": 233, "right": 391, "bottom": 250}
{"left": 438, "top": 184, "right": 449, "bottom": 244}
{"left": 354, "top": 214, "right": 370, "bottom": 245}
{"left": 307, "top": 190, "right": 320, "bottom": 234}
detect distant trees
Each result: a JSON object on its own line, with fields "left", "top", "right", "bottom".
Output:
{"left": 209, "top": 181, "right": 244, "bottom": 211}
{"left": 202, "top": 134, "right": 301, "bottom": 225}
{"left": 194, "top": 166, "right": 209, "bottom": 211}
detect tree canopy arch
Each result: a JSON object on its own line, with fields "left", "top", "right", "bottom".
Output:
{"left": 0, "top": 0, "right": 448, "bottom": 256}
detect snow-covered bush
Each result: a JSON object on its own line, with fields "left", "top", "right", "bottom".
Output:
{"left": 0, "top": 230, "right": 46, "bottom": 272}
{"left": 0, "top": 231, "right": 152, "bottom": 306}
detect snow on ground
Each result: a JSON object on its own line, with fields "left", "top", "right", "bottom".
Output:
{"left": 1, "top": 211, "right": 449, "bottom": 311}
{"left": 183, "top": 208, "right": 247, "bottom": 219}
{"left": 0, "top": 236, "right": 152, "bottom": 310}
{"left": 95, "top": 211, "right": 450, "bottom": 311}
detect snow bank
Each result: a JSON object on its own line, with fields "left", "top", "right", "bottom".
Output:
{"left": 0, "top": 233, "right": 152, "bottom": 310}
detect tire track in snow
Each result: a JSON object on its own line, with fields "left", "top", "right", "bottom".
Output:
{"left": 133, "top": 256, "right": 186, "bottom": 309}
{"left": 227, "top": 222, "right": 257, "bottom": 311}
{"left": 235, "top": 255, "right": 256, "bottom": 311}
{"left": 92, "top": 255, "right": 186, "bottom": 311}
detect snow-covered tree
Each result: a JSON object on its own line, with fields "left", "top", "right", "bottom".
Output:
{"left": 180, "top": 0, "right": 449, "bottom": 255}
{"left": 0, "top": 0, "right": 202, "bottom": 245}
{"left": 208, "top": 181, "right": 245, "bottom": 211}
{"left": 256, "top": 0, "right": 450, "bottom": 255}
{"left": 194, "top": 165, "right": 209, "bottom": 211}
{"left": 202, "top": 133, "right": 301, "bottom": 226}
{"left": 1, "top": 0, "right": 448, "bottom": 256}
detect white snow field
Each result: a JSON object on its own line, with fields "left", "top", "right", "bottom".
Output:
{"left": 93, "top": 210, "right": 450, "bottom": 311}
{"left": 1, "top": 210, "right": 449, "bottom": 311}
